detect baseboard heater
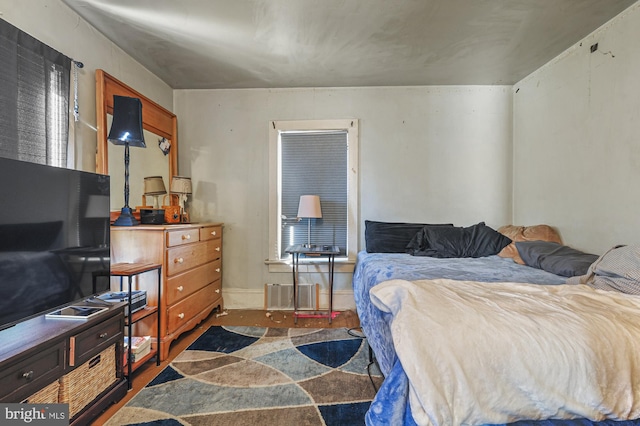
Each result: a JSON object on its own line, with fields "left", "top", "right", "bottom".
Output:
{"left": 264, "top": 283, "right": 319, "bottom": 310}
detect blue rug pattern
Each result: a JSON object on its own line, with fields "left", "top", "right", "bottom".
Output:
{"left": 106, "top": 326, "right": 382, "bottom": 426}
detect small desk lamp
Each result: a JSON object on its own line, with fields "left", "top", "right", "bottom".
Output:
{"left": 297, "top": 195, "right": 322, "bottom": 248}
{"left": 108, "top": 95, "right": 146, "bottom": 226}
{"left": 170, "top": 176, "right": 192, "bottom": 221}
{"left": 144, "top": 176, "right": 167, "bottom": 208}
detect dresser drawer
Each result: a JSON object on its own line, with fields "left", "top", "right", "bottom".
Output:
{"left": 167, "top": 240, "right": 219, "bottom": 276}
{"left": 166, "top": 259, "right": 221, "bottom": 305}
{"left": 70, "top": 314, "right": 124, "bottom": 367}
{"left": 166, "top": 285, "right": 217, "bottom": 333}
{"left": 166, "top": 228, "right": 200, "bottom": 247}
{"left": 200, "top": 225, "right": 222, "bottom": 241}
{"left": 0, "top": 342, "right": 65, "bottom": 402}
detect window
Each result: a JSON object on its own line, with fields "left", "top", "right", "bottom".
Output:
{"left": 269, "top": 119, "right": 358, "bottom": 266}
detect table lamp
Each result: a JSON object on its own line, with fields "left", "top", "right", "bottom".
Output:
{"left": 170, "top": 176, "right": 192, "bottom": 221}
{"left": 144, "top": 176, "right": 166, "bottom": 208}
{"left": 108, "top": 95, "right": 146, "bottom": 226}
{"left": 297, "top": 195, "right": 322, "bottom": 248}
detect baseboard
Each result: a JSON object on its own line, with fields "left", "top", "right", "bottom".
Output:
{"left": 223, "top": 288, "right": 356, "bottom": 311}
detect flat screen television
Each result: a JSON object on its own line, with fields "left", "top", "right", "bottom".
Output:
{"left": 0, "top": 157, "right": 111, "bottom": 331}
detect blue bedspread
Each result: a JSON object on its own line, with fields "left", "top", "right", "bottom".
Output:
{"left": 353, "top": 252, "right": 566, "bottom": 377}
{"left": 352, "top": 252, "right": 640, "bottom": 425}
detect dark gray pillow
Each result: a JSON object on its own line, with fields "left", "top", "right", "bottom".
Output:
{"left": 365, "top": 220, "right": 453, "bottom": 253}
{"left": 516, "top": 241, "right": 598, "bottom": 277}
{"left": 406, "top": 222, "right": 511, "bottom": 258}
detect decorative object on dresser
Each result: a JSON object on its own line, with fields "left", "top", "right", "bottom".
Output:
{"left": 138, "top": 177, "right": 167, "bottom": 224}
{"left": 110, "top": 223, "right": 223, "bottom": 360}
{"left": 162, "top": 194, "right": 182, "bottom": 224}
{"left": 143, "top": 176, "right": 167, "bottom": 208}
{"left": 170, "top": 176, "right": 192, "bottom": 223}
{"left": 108, "top": 95, "right": 146, "bottom": 227}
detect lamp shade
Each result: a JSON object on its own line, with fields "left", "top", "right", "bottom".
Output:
{"left": 170, "top": 176, "right": 192, "bottom": 194}
{"left": 144, "top": 176, "right": 167, "bottom": 195}
{"left": 297, "top": 195, "right": 322, "bottom": 218}
{"left": 107, "top": 95, "right": 146, "bottom": 147}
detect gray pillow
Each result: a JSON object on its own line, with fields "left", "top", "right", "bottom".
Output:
{"left": 516, "top": 241, "right": 598, "bottom": 277}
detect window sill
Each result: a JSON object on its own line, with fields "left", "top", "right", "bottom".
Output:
{"left": 265, "top": 258, "right": 355, "bottom": 274}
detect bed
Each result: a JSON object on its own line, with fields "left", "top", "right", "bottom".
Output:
{"left": 354, "top": 221, "right": 640, "bottom": 425}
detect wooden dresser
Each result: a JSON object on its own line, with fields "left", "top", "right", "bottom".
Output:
{"left": 110, "top": 223, "right": 223, "bottom": 360}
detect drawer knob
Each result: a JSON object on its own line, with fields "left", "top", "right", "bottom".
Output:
{"left": 182, "top": 234, "right": 191, "bottom": 240}
{"left": 99, "top": 332, "right": 108, "bottom": 339}
{"left": 215, "top": 289, "right": 220, "bottom": 294}
{"left": 215, "top": 247, "right": 221, "bottom": 252}
{"left": 177, "top": 286, "right": 184, "bottom": 292}
{"left": 178, "top": 313, "right": 185, "bottom": 319}
{"left": 22, "top": 370, "right": 34, "bottom": 380}
{"left": 216, "top": 268, "right": 221, "bottom": 273}
{"left": 211, "top": 231, "right": 217, "bottom": 236}
{"left": 175, "top": 257, "right": 184, "bottom": 264}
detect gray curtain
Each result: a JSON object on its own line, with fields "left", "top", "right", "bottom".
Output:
{"left": 0, "top": 18, "right": 71, "bottom": 167}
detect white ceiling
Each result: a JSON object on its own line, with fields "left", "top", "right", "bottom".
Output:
{"left": 62, "top": 0, "right": 637, "bottom": 89}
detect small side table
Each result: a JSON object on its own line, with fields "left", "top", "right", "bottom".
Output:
{"left": 285, "top": 245, "right": 340, "bottom": 324}
{"left": 110, "top": 262, "right": 162, "bottom": 389}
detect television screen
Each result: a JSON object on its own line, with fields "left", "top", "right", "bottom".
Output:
{"left": 0, "top": 157, "right": 110, "bottom": 331}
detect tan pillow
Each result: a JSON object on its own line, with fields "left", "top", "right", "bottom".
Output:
{"left": 497, "top": 225, "right": 563, "bottom": 264}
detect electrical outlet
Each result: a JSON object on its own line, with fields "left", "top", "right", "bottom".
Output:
{"left": 590, "top": 43, "right": 598, "bottom": 53}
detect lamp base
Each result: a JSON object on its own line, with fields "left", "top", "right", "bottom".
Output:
{"left": 112, "top": 207, "right": 139, "bottom": 226}
{"left": 303, "top": 243, "right": 316, "bottom": 248}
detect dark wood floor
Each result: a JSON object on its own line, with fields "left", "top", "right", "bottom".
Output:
{"left": 93, "top": 309, "right": 361, "bottom": 425}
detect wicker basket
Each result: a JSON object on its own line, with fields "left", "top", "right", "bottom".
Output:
{"left": 22, "top": 380, "right": 60, "bottom": 404}
{"left": 60, "top": 345, "right": 117, "bottom": 418}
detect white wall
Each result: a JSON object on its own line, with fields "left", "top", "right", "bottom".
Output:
{"left": 0, "top": 0, "right": 173, "bottom": 173}
{"left": 513, "top": 2, "right": 640, "bottom": 255}
{"left": 174, "top": 86, "right": 513, "bottom": 308}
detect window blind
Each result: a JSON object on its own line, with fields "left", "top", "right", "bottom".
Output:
{"left": 281, "top": 131, "right": 348, "bottom": 257}
{"left": 0, "top": 18, "right": 71, "bottom": 167}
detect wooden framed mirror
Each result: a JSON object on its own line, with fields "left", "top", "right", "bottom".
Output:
{"left": 95, "top": 69, "right": 178, "bottom": 212}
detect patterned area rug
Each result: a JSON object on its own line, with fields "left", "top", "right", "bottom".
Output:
{"left": 106, "top": 326, "right": 383, "bottom": 426}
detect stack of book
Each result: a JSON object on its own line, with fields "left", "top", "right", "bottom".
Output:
{"left": 124, "top": 335, "right": 151, "bottom": 366}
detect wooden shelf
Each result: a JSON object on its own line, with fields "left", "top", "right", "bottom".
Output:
{"left": 124, "top": 346, "right": 158, "bottom": 376}
{"left": 111, "top": 262, "right": 162, "bottom": 390}
{"left": 125, "top": 306, "right": 158, "bottom": 325}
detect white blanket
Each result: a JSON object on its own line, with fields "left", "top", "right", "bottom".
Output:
{"left": 370, "top": 279, "right": 640, "bottom": 426}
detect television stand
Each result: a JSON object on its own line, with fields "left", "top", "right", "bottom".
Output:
{"left": 0, "top": 302, "right": 127, "bottom": 424}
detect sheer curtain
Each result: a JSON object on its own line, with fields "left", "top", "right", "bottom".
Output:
{"left": 0, "top": 18, "right": 71, "bottom": 167}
